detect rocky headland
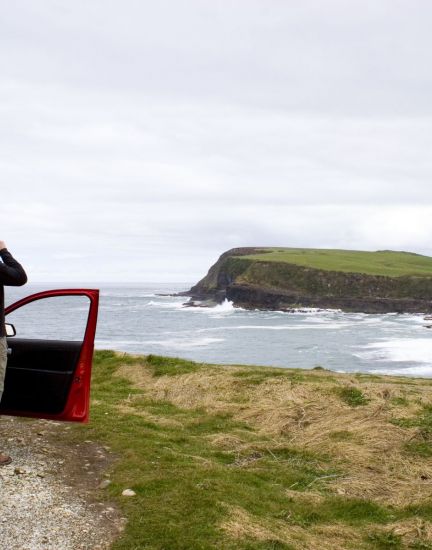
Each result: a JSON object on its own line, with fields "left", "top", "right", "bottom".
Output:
{"left": 182, "top": 247, "right": 432, "bottom": 313}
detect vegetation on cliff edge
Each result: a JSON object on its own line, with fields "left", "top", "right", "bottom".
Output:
{"left": 242, "top": 248, "right": 432, "bottom": 278}
{"left": 61, "top": 350, "right": 432, "bottom": 549}
{"left": 189, "top": 248, "right": 432, "bottom": 310}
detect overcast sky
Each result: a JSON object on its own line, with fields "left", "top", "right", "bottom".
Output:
{"left": 1, "top": 1, "right": 432, "bottom": 283}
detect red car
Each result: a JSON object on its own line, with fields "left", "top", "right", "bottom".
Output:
{"left": 0, "top": 289, "right": 99, "bottom": 423}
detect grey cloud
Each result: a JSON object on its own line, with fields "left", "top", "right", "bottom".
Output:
{"left": 1, "top": 1, "right": 432, "bottom": 281}
{"left": 3, "top": 1, "right": 432, "bottom": 114}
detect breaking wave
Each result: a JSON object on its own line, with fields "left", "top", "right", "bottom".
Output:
{"left": 355, "top": 338, "right": 432, "bottom": 364}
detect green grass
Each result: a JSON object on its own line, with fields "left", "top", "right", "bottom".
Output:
{"left": 404, "top": 442, "right": 432, "bottom": 457}
{"left": 366, "top": 530, "right": 403, "bottom": 549}
{"left": 242, "top": 248, "right": 432, "bottom": 278}
{"left": 337, "top": 386, "right": 370, "bottom": 407}
{"left": 146, "top": 354, "right": 202, "bottom": 376}
{"left": 83, "top": 354, "right": 337, "bottom": 549}
{"left": 390, "top": 405, "right": 432, "bottom": 432}
{"left": 390, "top": 396, "right": 410, "bottom": 407}
{"left": 63, "top": 352, "right": 432, "bottom": 549}
{"left": 391, "top": 405, "right": 432, "bottom": 457}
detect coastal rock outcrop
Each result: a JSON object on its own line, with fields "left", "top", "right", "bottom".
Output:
{"left": 183, "top": 248, "right": 432, "bottom": 313}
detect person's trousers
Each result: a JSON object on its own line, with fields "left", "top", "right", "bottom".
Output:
{"left": 0, "top": 337, "right": 7, "bottom": 403}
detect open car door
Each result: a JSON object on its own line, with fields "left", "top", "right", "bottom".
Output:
{"left": 0, "top": 289, "right": 99, "bottom": 423}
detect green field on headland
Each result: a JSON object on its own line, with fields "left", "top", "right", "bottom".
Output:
{"left": 243, "top": 248, "right": 432, "bottom": 278}
{"left": 68, "top": 351, "right": 432, "bottom": 549}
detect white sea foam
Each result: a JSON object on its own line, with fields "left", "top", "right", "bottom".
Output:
{"left": 195, "top": 322, "right": 352, "bottom": 332}
{"left": 355, "top": 338, "right": 432, "bottom": 364}
{"left": 368, "top": 365, "right": 432, "bottom": 377}
{"left": 95, "top": 339, "right": 143, "bottom": 346}
{"left": 182, "top": 299, "right": 239, "bottom": 315}
{"left": 212, "top": 299, "right": 235, "bottom": 312}
{"left": 303, "top": 316, "right": 329, "bottom": 324}
{"left": 275, "top": 307, "right": 343, "bottom": 315}
{"left": 146, "top": 299, "right": 185, "bottom": 309}
{"left": 77, "top": 284, "right": 432, "bottom": 378}
{"left": 101, "top": 292, "right": 158, "bottom": 299}
{"left": 233, "top": 323, "right": 351, "bottom": 330}
{"left": 145, "top": 337, "right": 225, "bottom": 349}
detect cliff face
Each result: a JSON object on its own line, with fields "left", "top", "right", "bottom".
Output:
{"left": 185, "top": 248, "right": 432, "bottom": 313}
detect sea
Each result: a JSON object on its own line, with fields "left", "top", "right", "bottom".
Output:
{"left": 4, "top": 282, "right": 432, "bottom": 378}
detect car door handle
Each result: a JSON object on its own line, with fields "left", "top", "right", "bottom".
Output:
{"left": 7, "top": 348, "right": 12, "bottom": 355}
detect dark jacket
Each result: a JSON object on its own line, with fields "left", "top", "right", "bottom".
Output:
{"left": 0, "top": 248, "right": 28, "bottom": 337}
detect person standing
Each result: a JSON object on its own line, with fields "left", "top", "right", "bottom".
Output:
{"left": 0, "top": 241, "right": 27, "bottom": 466}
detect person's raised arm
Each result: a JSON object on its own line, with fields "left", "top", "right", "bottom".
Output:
{"left": 0, "top": 241, "right": 28, "bottom": 286}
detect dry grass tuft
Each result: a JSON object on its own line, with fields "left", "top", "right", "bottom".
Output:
{"left": 221, "top": 505, "right": 278, "bottom": 542}
{"left": 205, "top": 433, "right": 246, "bottom": 450}
{"left": 115, "top": 403, "right": 184, "bottom": 428}
{"left": 221, "top": 505, "right": 360, "bottom": 550}
{"left": 116, "top": 362, "right": 154, "bottom": 388}
{"left": 370, "top": 518, "right": 432, "bottom": 548}
{"left": 284, "top": 489, "right": 324, "bottom": 504}
{"left": 111, "top": 356, "right": 432, "bottom": 548}
{"left": 391, "top": 517, "right": 432, "bottom": 545}
{"left": 115, "top": 359, "right": 432, "bottom": 507}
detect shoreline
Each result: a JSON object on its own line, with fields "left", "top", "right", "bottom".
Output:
{"left": 182, "top": 285, "right": 432, "bottom": 314}
{"left": 98, "top": 347, "right": 432, "bottom": 380}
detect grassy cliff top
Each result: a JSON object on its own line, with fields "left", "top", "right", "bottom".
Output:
{"left": 67, "top": 351, "right": 432, "bottom": 549}
{"left": 241, "top": 248, "right": 432, "bottom": 278}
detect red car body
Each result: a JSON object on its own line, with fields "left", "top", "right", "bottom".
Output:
{"left": 0, "top": 289, "right": 99, "bottom": 423}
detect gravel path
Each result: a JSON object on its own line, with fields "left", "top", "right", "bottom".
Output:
{"left": 0, "top": 416, "right": 125, "bottom": 550}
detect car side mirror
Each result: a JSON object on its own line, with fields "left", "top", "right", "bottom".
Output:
{"left": 5, "top": 323, "right": 16, "bottom": 337}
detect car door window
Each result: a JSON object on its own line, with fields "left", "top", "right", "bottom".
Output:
{"left": 6, "top": 295, "right": 91, "bottom": 341}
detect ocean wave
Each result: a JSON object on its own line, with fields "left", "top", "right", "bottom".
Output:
{"left": 354, "top": 338, "right": 432, "bottom": 364}
{"left": 144, "top": 337, "right": 225, "bottom": 349}
{"left": 196, "top": 322, "right": 353, "bottom": 332}
{"left": 212, "top": 300, "right": 236, "bottom": 312}
{"left": 274, "top": 307, "right": 343, "bottom": 315}
{"left": 146, "top": 299, "right": 185, "bottom": 309}
{"left": 368, "top": 365, "right": 432, "bottom": 377}
{"left": 101, "top": 292, "right": 159, "bottom": 299}
{"left": 96, "top": 339, "right": 143, "bottom": 346}
{"left": 181, "top": 299, "right": 240, "bottom": 315}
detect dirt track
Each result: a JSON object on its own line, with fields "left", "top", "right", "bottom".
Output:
{"left": 0, "top": 415, "right": 124, "bottom": 550}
